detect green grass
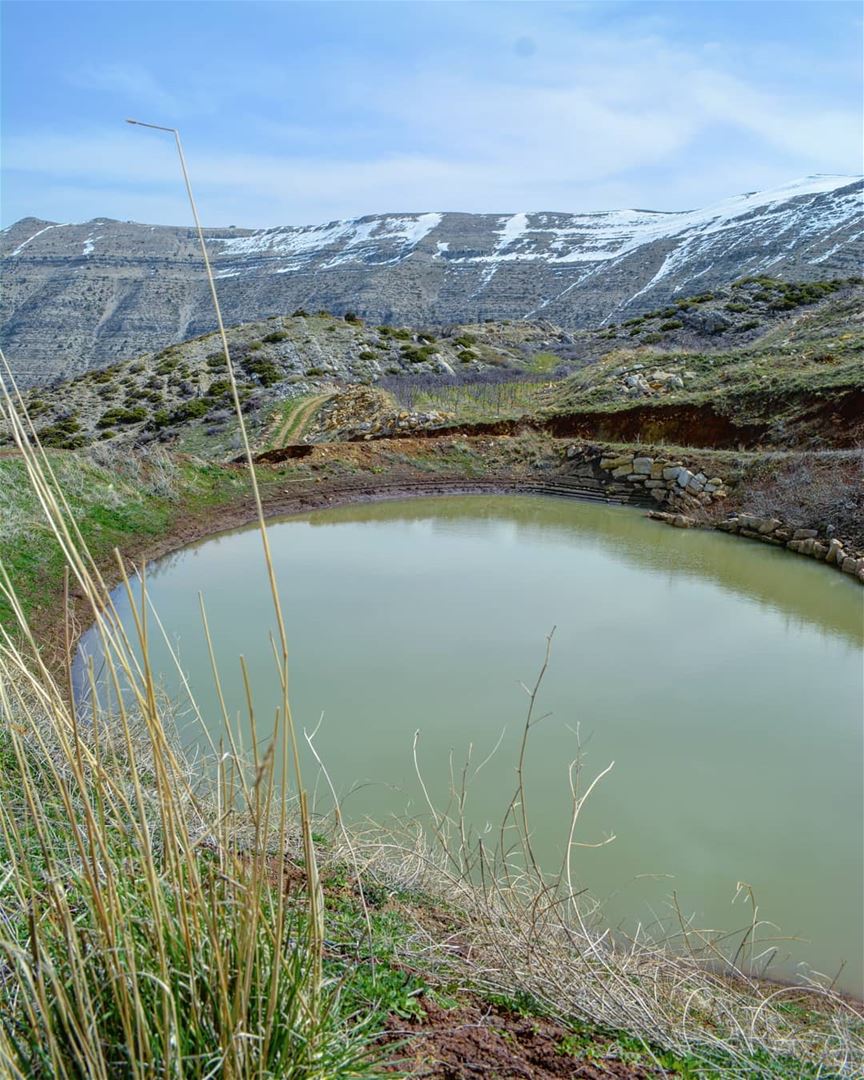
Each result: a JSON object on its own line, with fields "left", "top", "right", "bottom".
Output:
{"left": 527, "top": 350, "right": 560, "bottom": 374}
{"left": 0, "top": 453, "right": 248, "bottom": 627}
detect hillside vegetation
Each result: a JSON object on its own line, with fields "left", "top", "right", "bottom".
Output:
{"left": 4, "top": 277, "right": 861, "bottom": 460}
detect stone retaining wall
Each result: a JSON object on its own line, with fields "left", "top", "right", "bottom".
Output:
{"left": 564, "top": 445, "right": 729, "bottom": 510}
{"left": 647, "top": 510, "right": 864, "bottom": 585}
{"left": 563, "top": 444, "right": 863, "bottom": 585}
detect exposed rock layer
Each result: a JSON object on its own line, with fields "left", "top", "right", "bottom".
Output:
{"left": 2, "top": 175, "right": 861, "bottom": 380}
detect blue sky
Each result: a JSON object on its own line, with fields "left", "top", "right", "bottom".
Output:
{"left": 1, "top": 1, "right": 861, "bottom": 227}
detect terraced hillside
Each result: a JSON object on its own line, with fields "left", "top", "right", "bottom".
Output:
{"left": 2, "top": 276, "right": 861, "bottom": 461}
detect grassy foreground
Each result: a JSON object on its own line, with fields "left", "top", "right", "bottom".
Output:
{"left": 1, "top": 401, "right": 863, "bottom": 1076}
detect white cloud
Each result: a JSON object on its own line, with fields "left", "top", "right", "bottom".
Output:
{"left": 3, "top": 18, "right": 861, "bottom": 226}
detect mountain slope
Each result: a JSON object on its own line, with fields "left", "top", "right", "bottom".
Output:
{"left": 2, "top": 175, "right": 861, "bottom": 383}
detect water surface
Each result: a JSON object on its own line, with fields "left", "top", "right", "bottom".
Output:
{"left": 75, "top": 496, "right": 864, "bottom": 994}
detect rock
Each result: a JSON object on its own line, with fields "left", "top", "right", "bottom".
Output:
{"left": 787, "top": 540, "right": 803, "bottom": 552}
{"left": 627, "top": 474, "right": 646, "bottom": 483}
{"left": 800, "top": 538, "right": 816, "bottom": 555}
{"left": 686, "top": 476, "right": 705, "bottom": 494}
{"left": 811, "top": 542, "right": 828, "bottom": 560}
{"left": 826, "top": 539, "right": 844, "bottom": 565}
{"left": 644, "top": 479, "right": 665, "bottom": 489}
{"left": 650, "top": 462, "right": 665, "bottom": 479}
{"left": 663, "top": 466, "right": 682, "bottom": 481}
{"left": 682, "top": 308, "right": 733, "bottom": 335}
{"left": 632, "top": 456, "right": 653, "bottom": 475}
{"left": 716, "top": 518, "right": 739, "bottom": 533}
{"left": 841, "top": 556, "right": 860, "bottom": 576}
{"left": 612, "top": 465, "right": 631, "bottom": 479}
{"left": 673, "top": 515, "right": 692, "bottom": 528}
{"left": 566, "top": 445, "right": 579, "bottom": 459}
{"left": 676, "top": 469, "right": 694, "bottom": 488}
{"left": 793, "top": 528, "right": 818, "bottom": 540}
{"left": 600, "top": 455, "right": 632, "bottom": 470}
{"left": 650, "top": 489, "right": 667, "bottom": 502}
{"left": 707, "top": 477, "right": 723, "bottom": 487}
{"left": 757, "top": 518, "right": 782, "bottom": 535}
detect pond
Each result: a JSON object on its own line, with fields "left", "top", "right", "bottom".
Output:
{"left": 74, "top": 495, "right": 864, "bottom": 995}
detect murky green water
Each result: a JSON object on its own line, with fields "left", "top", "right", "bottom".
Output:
{"left": 74, "top": 496, "right": 864, "bottom": 994}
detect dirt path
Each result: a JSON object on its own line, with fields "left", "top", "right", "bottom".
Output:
{"left": 270, "top": 393, "right": 331, "bottom": 447}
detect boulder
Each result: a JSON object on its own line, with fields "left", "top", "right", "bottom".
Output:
{"left": 793, "top": 528, "right": 818, "bottom": 540}
{"left": 632, "top": 456, "right": 653, "bottom": 475}
{"left": 826, "top": 539, "right": 844, "bottom": 565}
{"left": 600, "top": 455, "right": 633, "bottom": 470}
{"left": 663, "top": 465, "right": 682, "bottom": 481}
{"left": 676, "top": 469, "right": 694, "bottom": 488}
{"left": 757, "top": 518, "right": 782, "bottom": 535}
{"left": 841, "top": 556, "right": 860, "bottom": 576}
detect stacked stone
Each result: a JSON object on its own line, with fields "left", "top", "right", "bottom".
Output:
{"left": 715, "top": 516, "right": 864, "bottom": 583}
{"left": 593, "top": 452, "right": 729, "bottom": 509}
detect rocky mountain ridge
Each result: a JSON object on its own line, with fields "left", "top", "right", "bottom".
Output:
{"left": 2, "top": 174, "right": 861, "bottom": 383}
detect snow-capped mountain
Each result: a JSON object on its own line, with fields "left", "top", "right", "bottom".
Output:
{"left": 2, "top": 175, "right": 861, "bottom": 379}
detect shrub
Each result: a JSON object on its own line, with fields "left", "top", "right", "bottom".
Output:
{"left": 262, "top": 330, "right": 289, "bottom": 344}
{"left": 243, "top": 358, "right": 282, "bottom": 386}
{"left": 97, "top": 406, "right": 147, "bottom": 429}
{"left": 725, "top": 302, "right": 749, "bottom": 313}
{"left": 292, "top": 308, "right": 309, "bottom": 317}
{"left": 453, "top": 334, "right": 477, "bottom": 348}
{"left": 660, "top": 319, "right": 683, "bottom": 331}
{"left": 38, "top": 416, "right": 85, "bottom": 449}
{"left": 343, "top": 312, "right": 361, "bottom": 323}
{"left": 358, "top": 351, "right": 376, "bottom": 362}
{"left": 306, "top": 367, "right": 325, "bottom": 377}
{"left": 641, "top": 332, "right": 664, "bottom": 344}
{"left": 170, "top": 398, "right": 210, "bottom": 423}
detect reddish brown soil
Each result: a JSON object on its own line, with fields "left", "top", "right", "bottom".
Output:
{"left": 381, "top": 996, "right": 657, "bottom": 1078}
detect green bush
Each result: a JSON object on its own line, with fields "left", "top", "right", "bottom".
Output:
{"left": 358, "top": 351, "right": 376, "bottom": 361}
{"left": 97, "top": 406, "right": 148, "bottom": 429}
{"left": 660, "top": 319, "right": 683, "bottom": 331}
{"left": 38, "top": 416, "right": 85, "bottom": 449}
{"left": 292, "top": 308, "right": 309, "bottom": 317}
{"left": 453, "top": 334, "right": 477, "bottom": 348}
{"left": 725, "top": 302, "right": 749, "bottom": 313}
{"left": 170, "top": 398, "right": 210, "bottom": 423}
{"left": 343, "top": 312, "right": 361, "bottom": 323}
{"left": 306, "top": 367, "right": 325, "bottom": 377}
{"left": 243, "top": 357, "right": 282, "bottom": 386}
{"left": 641, "top": 332, "right": 664, "bottom": 344}
{"left": 262, "top": 330, "right": 289, "bottom": 344}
